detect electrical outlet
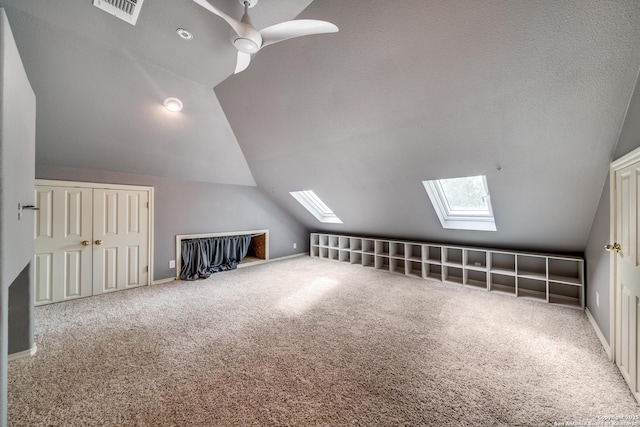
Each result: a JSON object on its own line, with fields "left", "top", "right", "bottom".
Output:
{"left": 293, "top": 243, "right": 297, "bottom": 249}
{"left": 169, "top": 260, "right": 175, "bottom": 269}
{"left": 596, "top": 291, "right": 600, "bottom": 307}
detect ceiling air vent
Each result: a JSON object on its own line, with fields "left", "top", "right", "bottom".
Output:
{"left": 93, "top": 0, "right": 144, "bottom": 26}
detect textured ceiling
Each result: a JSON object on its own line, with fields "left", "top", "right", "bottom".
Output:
{"left": 0, "top": 0, "right": 313, "bottom": 185}
{"left": 2, "top": 0, "right": 640, "bottom": 252}
{"left": 215, "top": 0, "right": 640, "bottom": 252}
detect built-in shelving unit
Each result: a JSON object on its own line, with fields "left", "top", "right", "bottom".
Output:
{"left": 310, "top": 233, "right": 584, "bottom": 310}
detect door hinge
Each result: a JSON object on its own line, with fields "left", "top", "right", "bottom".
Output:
{"left": 146, "top": 202, "right": 149, "bottom": 208}
{"left": 145, "top": 266, "right": 149, "bottom": 272}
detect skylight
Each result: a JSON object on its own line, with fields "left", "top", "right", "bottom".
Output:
{"left": 422, "top": 175, "right": 496, "bottom": 231}
{"left": 290, "top": 190, "right": 343, "bottom": 224}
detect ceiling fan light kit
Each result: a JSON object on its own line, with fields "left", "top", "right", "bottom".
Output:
{"left": 193, "top": 0, "right": 339, "bottom": 74}
{"left": 233, "top": 37, "right": 259, "bottom": 54}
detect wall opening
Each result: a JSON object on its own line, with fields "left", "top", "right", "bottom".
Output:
{"left": 175, "top": 229, "right": 269, "bottom": 280}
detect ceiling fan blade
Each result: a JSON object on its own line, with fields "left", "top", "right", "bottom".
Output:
{"left": 235, "top": 51, "right": 251, "bottom": 74}
{"left": 192, "top": 0, "right": 246, "bottom": 37}
{"left": 259, "top": 20, "right": 338, "bottom": 48}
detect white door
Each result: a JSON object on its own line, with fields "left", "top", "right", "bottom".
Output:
{"left": 613, "top": 161, "right": 640, "bottom": 402}
{"left": 92, "top": 189, "right": 149, "bottom": 295}
{"left": 1, "top": 9, "right": 37, "bottom": 426}
{"left": 33, "top": 186, "right": 93, "bottom": 305}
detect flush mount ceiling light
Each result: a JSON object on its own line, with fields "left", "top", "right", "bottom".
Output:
{"left": 176, "top": 28, "right": 193, "bottom": 40}
{"left": 163, "top": 97, "right": 183, "bottom": 112}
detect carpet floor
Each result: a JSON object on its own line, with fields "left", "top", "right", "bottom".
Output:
{"left": 8, "top": 256, "right": 639, "bottom": 426}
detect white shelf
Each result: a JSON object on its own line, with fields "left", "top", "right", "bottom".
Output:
{"left": 407, "top": 261, "right": 423, "bottom": 278}
{"left": 375, "top": 240, "right": 390, "bottom": 256}
{"left": 309, "top": 233, "right": 585, "bottom": 309}
{"left": 406, "top": 243, "right": 422, "bottom": 261}
{"left": 491, "top": 283, "right": 516, "bottom": 296}
{"left": 339, "top": 236, "right": 350, "bottom": 250}
{"left": 465, "top": 269, "right": 488, "bottom": 290}
{"left": 490, "top": 267, "right": 516, "bottom": 276}
{"left": 390, "top": 242, "right": 406, "bottom": 259}
{"left": 444, "top": 247, "right": 463, "bottom": 266}
{"left": 425, "top": 245, "right": 442, "bottom": 264}
{"left": 362, "top": 253, "right": 375, "bottom": 268}
{"left": 426, "top": 263, "right": 442, "bottom": 281}
{"left": 444, "top": 266, "right": 464, "bottom": 285}
{"left": 390, "top": 258, "right": 406, "bottom": 274}
{"left": 518, "top": 271, "right": 547, "bottom": 280}
{"left": 548, "top": 274, "right": 582, "bottom": 286}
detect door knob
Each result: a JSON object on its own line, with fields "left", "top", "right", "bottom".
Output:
{"left": 95, "top": 240, "right": 103, "bottom": 245}
{"left": 82, "top": 240, "right": 91, "bottom": 246}
{"left": 605, "top": 243, "right": 621, "bottom": 253}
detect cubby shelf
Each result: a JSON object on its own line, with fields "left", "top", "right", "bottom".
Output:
{"left": 310, "top": 233, "right": 585, "bottom": 310}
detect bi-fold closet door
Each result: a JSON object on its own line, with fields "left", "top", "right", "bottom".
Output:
{"left": 33, "top": 182, "right": 151, "bottom": 306}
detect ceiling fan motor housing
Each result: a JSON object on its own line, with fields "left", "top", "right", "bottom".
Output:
{"left": 231, "top": 12, "right": 262, "bottom": 53}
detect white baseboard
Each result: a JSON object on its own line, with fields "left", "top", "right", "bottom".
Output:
{"left": 586, "top": 308, "right": 612, "bottom": 360}
{"left": 8, "top": 344, "right": 37, "bottom": 362}
{"left": 152, "top": 277, "right": 175, "bottom": 285}
{"left": 237, "top": 253, "right": 306, "bottom": 268}
{"left": 269, "top": 252, "right": 307, "bottom": 262}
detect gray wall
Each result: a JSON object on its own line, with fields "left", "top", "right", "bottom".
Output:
{"left": 35, "top": 165, "right": 310, "bottom": 281}
{"left": 585, "top": 176, "right": 611, "bottom": 342}
{"left": 0, "top": 8, "right": 36, "bottom": 427}
{"left": 585, "top": 69, "right": 640, "bottom": 345}
{"left": 8, "top": 264, "right": 32, "bottom": 355}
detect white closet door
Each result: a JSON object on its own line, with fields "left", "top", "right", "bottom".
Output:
{"left": 92, "top": 189, "right": 149, "bottom": 294}
{"left": 33, "top": 186, "right": 93, "bottom": 305}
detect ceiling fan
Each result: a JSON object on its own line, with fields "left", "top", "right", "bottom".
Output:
{"left": 193, "top": 0, "right": 339, "bottom": 74}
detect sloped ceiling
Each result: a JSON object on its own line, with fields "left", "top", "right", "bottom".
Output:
{"left": 2, "top": 0, "right": 640, "bottom": 253}
{"left": 0, "top": 0, "right": 313, "bottom": 186}
{"left": 216, "top": 0, "right": 640, "bottom": 252}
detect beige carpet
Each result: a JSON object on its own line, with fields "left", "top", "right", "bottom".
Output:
{"left": 8, "top": 256, "right": 639, "bottom": 426}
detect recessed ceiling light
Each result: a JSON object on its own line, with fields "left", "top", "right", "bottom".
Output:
{"left": 163, "top": 97, "right": 183, "bottom": 112}
{"left": 176, "top": 28, "right": 193, "bottom": 41}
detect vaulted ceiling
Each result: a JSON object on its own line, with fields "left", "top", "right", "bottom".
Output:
{"left": 2, "top": 0, "right": 640, "bottom": 252}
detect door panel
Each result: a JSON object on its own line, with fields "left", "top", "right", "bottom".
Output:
{"left": 35, "top": 189, "right": 53, "bottom": 239}
{"left": 64, "top": 251, "right": 82, "bottom": 298}
{"left": 34, "top": 253, "right": 52, "bottom": 304}
{"left": 33, "top": 186, "right": 92, "bottom": 305}
{"left": 127, "top": 246, "right": 140, "bottom": 285}
{"left": 636, "top": 170, "right": 640, "bottom": 267}
{"left": 101, "top": 247, "right": 118, "bottom": 291}
{"left": 93, "top": 189, "right": 148, "bottom": 294}
{"left": 618, "top": 171, "right": 631, "bottom": 261}
{"left": 619, "top": 284, "right": 632, "bottom": 384}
